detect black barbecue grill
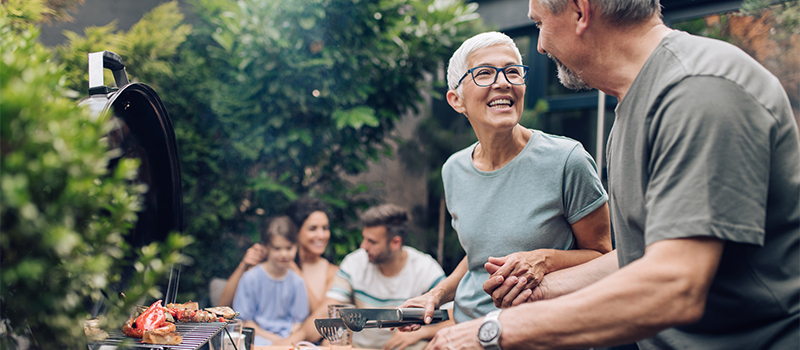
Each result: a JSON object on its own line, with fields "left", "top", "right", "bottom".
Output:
{"left": 79, "top": 51, "right": 233, "bottom": 350}
{"left": 80, "top": 51, "right": 183, "bottom": 254}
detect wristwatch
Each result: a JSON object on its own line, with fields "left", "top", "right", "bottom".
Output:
{"left": 478, "top": 309, "right": 502, "bottom": 350}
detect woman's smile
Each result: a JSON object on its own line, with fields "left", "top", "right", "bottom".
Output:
{"left": 487, "top": 96, "right": 515, "bottom": 111}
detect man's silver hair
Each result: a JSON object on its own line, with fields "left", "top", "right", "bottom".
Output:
{"left": 538, "top": 0, "right": 662, "bottom": 24}
{"left": 447, "top": 31, "right": 524, "bottom": 96}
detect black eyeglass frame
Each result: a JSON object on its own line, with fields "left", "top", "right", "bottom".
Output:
{"left": 455, "top": 65, "right": 530, "bottom": 88}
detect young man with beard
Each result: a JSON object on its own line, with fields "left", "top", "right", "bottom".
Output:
{"left": 289, "top": 204, "right": 450, "bottom": 350}
{"left": 420, "top": 0, "right": 799, "bottom": 349}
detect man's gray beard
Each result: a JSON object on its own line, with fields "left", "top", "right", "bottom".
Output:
{"left": 549, "top": 53, "right": 592, "bottom": 91}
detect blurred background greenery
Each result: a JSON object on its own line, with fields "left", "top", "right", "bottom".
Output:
{"left": 1, "top": 3, "right": 192, "bottom": 348}
{"left": 2, "top": 0, "right": 489, "bottom": 347}
{"left": 46, "top": 0, "right": 490, "bottom": 303}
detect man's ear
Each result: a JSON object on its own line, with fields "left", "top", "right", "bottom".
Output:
{"left": 390, "top": 235, "right": 403, "bottom": 250}
{"left": 446, "top": 90, "right": 466, "bottom": 114}
{"left": 573, "top": 0, "right": 592, "bottom": 35}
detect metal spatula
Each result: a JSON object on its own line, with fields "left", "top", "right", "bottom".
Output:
{"left": 314, "top": 318, "right": 420, "bottom": 341}
{"left": 338, "top": 308, "right": 450, "bottom": 332}
{"left": 339, "top": 308, "right": 374, "bottom": 332}
{"left": 314, "top": 318, "right": 348, "bottom": 342}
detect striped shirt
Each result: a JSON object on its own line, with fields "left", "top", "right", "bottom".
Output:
{"left": 327, "top": 246, "right": 445, "bottom": 348}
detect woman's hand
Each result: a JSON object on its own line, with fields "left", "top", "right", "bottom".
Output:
{"left": 483, "top": 250, "right": 549, "bottom": 308}
{"left": 396, "top": 256, "right": 466, "bottom": 332}
{"left": 242, "top": 243, "right": 267, "bottom": 268}
{"left": 484, "top": 205, "right": 612, "bottom": 309}
{"left": 395, "top": 288, "right": 445, "bottom": 332}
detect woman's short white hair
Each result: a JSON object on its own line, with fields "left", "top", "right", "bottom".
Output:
{"left": 447, "top": 31, "right": 523, "bottom": 95}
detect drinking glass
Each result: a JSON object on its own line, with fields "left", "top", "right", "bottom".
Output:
{"left": 327, "top": 304, "right": 354, "bottom": 346}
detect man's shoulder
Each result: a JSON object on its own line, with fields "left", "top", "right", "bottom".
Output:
{"left": 658, "top": 31, "right": 775, "bottom": 88}
{"left": 403, "top": 245, "right": 433, "bottom": 259}
{"left": 339, "top": 249, "right": 369, "bottom": 271}
{"left": 403, "top": 246, "right": 444, "bottom": 274}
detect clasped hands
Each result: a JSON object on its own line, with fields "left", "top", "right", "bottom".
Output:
{"left": 397, "top": 250, "right": 549, "bottom": 330}
{"left": 398, "top": 251, "right": 550, "bottom": 350}
{"left": 483, "top": 250, "right": 549, "bottom": 308}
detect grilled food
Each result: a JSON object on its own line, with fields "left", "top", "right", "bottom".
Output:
{"left": 142, "top": 329, "right": 183, "bottom": 345}
{"left": 83, "top": 319, "right": 109, "bottom": 341}
{"left": 168, "top": 308, "right": 220, "bottom": 322}
{"left": 166, "top": 301, "right": 199, "bottom": 310}
{"left": 205, "top": 306, "right": 236, "bottom": 319}
{"left": 121, "top": 300, "right": 177, "bottom": 339}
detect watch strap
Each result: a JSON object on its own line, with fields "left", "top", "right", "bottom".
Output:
{"left": 485, "top": 309, "right": 501, "bottom": 321}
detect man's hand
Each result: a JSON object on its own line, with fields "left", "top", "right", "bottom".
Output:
{"left": 383, "top": 329, "right": 425, "bottom": 350}
{"left": 424, "top": 318, "right": 483, "bottom": 350}
{"left": 483, "top": 251, "right": 548, "bottom": 308}
{"left": 395, "top": 288, "right": 444, "bottom": 332}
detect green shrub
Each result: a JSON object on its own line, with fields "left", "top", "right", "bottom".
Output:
{"left": 55, "top": 1, "right": 191, "bottom": 94}
{"left": 0, "top": 8, "right": 191, "bottom": 349}
{"left": 53, "top": 0, "right": 485, "bottom": 303}
{"left": 159, "top": 0, "right": 485, "bottom": 301}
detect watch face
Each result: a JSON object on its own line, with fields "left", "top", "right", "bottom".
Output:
{"left": 479, "top": 321, "right": 500, "bottom": 341}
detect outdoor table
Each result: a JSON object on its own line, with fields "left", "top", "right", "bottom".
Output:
{"left": 255, "top": 346, "right": 377, "bottom": 350}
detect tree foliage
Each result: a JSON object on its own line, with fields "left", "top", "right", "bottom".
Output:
{"left": 0, "top": 0, "right": 85, "bottom": 25}
{"left": 0, "top": 6, "right": 192, "bottom": 348}
{"left": 41, "top": 0, "right": 85, "bottom": 23}
{"left": 55, "top": 0, "right": 484, "bottom": 303}
{"left": 55, "top": 1, "right": 192, "bottom": 95}
{"left": 166, "top": 0, "right": 484, "bottom": 301}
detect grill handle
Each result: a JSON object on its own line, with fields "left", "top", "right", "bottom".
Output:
{"left": 398, "top": 308, "right": 448, "bottom": 322}
{"left": 88, "top": 51, "right": 129, "bottom": 94}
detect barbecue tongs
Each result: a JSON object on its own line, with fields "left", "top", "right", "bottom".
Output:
{"left": 314, "top": 308, "right": 449, "bottom": 342}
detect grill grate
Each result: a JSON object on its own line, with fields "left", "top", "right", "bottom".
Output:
{"left": 89, "top": 322, "right": 227, "bottom": 350}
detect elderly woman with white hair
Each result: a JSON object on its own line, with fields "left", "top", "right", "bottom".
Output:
{"left": 399, "top": 31, "right": 611, "bottom": 327}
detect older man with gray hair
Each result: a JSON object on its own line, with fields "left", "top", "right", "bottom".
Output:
{"left": 423, "top": 1, "right": 799, "bottom": 349}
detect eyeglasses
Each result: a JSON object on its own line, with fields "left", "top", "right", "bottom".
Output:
{"left": 455, "top": 65, "right": 529, "bottom": 88}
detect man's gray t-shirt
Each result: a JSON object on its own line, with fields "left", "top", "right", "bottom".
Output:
{"left": 608, "top": 30, "right": 800, "bottom": 349}
{"left": 443, "top": 130, "right": 607, "bottom": 323}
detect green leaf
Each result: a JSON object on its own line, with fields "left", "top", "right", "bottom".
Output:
{"left": 299, "top": 16, "right": 316, "bottom": 30}
{"left": 332, "top": 106, "right": 380, "bottom": 130}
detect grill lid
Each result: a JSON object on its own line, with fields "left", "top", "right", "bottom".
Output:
{"left": 79, "top": 51, "right": 184, "bottom": 307}
{"left": 80, "top": 50, "right": 183, "bottom": 249}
